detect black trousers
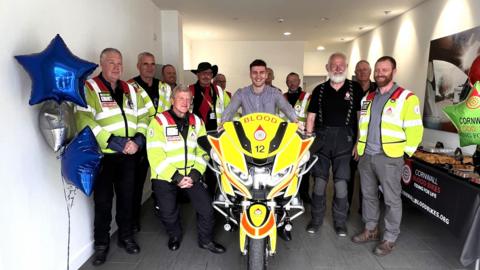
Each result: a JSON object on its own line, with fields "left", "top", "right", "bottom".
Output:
{"left": 310, "top": 126, "right": 353, "bottom": 226}
{"left": 133, "top": 148, "right": 149, "bottom": 226}
{"left": 152, "top": 180, "right": 215, "bottom": 245}
{"left": 94, "top": 154, "right": 137, "bottom": 246}
{"left": 204, "top": 165, "right": 217, "bottom": 197}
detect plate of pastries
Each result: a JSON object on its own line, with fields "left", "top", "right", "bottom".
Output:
{"left": 413, "top": 142, "right": 477, "bottom": 181}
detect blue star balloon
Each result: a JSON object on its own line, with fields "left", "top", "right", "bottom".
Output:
{"left": 61, "top": 126, "right": 103, "bottom": 196}
{"left": 15, "top": 34, "right": 97, "bottom": 107}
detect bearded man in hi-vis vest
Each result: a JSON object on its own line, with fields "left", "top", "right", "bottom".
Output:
{"left": 352, "top": 56, "right": 423, "bottom": 257}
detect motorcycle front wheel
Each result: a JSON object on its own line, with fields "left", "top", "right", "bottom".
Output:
{"left": 248, "top": 238, "right": 267, "bottom": 270}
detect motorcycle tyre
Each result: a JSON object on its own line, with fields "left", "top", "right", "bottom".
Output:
{"left": 248, "top": 238, "right": 267, "bottom": 270}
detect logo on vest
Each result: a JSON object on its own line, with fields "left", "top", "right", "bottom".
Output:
{"left": 294, "top": 104, "right": 302, "bottom": 113}
{"left": 385, "top": 107, "right": 394, "bottom": 115}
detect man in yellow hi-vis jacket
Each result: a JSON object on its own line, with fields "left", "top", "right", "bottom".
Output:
{"left": 352, "top": 56, "right": 423, "bottom": 257}
{"left": 75, "top": 48, "right": 149, "bottom": 265}
{"left": 127, "top": 52, "right": 172, "bottom": 232}
{"left": 146, "top": 85, "right": 226, "bottom": 254}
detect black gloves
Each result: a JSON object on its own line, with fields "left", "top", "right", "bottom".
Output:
{"left": 107, "top": 135, "right": 128, "bottom": 152}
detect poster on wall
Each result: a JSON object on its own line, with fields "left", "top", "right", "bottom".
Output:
{"left": 423, "top": 26, "right": 480, "bottom": 132}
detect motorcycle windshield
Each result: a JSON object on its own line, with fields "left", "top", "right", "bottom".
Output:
{"left": 208, "top": 113, "right": 313, "bottom": 200}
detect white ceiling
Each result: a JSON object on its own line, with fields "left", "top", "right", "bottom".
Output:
{"left": 152, "top": 0, "right": 427, "bottom": 51}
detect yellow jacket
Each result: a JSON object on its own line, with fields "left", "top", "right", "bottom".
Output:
{"left": 357, "top": 86, "right": 423, "bottom": 158}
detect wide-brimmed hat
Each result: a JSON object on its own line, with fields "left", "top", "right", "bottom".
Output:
{"left": 191, "top": 62, "right": 218, "bottom": 77}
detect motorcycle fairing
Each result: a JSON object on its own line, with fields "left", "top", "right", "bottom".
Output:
{"left": 208, "top": 113, "right": 313, "bottom": 199}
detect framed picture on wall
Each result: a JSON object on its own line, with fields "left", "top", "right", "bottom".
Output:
{"left": 423, "top": 26, "right": 480, "bottom": 133}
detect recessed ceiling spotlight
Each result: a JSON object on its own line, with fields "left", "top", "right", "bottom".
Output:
{"left": 340, "top": 38, "right": 345, "bottom": 41}
{"left": 283, "top": 32, "right": 291, "bottom": 36}
{"left": 384, "top": 10, "right": 392, "bottom": 15}
{"left": 358, "top": 26, "right": 364, "bottom": 30}
{"left": 320, "top": 17, "right": 329, "bottom": 21}
{"left": 316, "top": 46, "right": 325, "bottom": 51}
{"left": 277, "top": 18, "right": 285, "bottom": 23}
{"left": 233, "top": 17, "right": 239, "bottom": 21}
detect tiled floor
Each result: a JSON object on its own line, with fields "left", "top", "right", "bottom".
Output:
{"left": 80, "top": 182, "right": 477, "bottom": 270}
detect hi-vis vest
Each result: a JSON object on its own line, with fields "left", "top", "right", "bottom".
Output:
{"left": 279, "top": 91, "right": 311, "bottom": 124}
{"left": 189, "top": 84, "right": 231, "bottom": 126}
{"left": 127, "top": 79, "right": 172, "bottom": 121}
{"left": 357, "top": 86, "right": 424, "bottom": 158}
{"left": 146, "top": 111, "right": 208, "bottom": 182}
{"left": 75, "top": 77, "right": 149, "bottom": 153}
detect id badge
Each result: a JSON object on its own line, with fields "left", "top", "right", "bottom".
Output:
{"left": 99, "top": 92, "right": 113, "bottom": 102}
{"left": 99, "top": 93, "right": 116, "bottom": 107}
{"left": 360, "top": 101, "right": 371, "bottom": 116}
{"left": 210, "top": 112, "right": 216, "bottom": 119}
{"left": 166, "top": 126, "right": 179, "bottom": 136}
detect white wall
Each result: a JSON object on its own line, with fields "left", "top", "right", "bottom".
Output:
{"left": 303, "top": 44, "right": 350, "bottom": 77}
{"left": 189, "top": 41, "right": 305, "bottom": 93}
{"left": 0, "top": 0, "right": 162, "bottom": 269}
{"left": 346, "top": 0, "right": 480, "bottom": 153}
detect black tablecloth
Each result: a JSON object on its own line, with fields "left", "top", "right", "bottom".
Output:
{"left": 401, "top": 158, "right": 480, "bottom": 266}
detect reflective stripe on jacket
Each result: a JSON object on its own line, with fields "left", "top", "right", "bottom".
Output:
{"left": 127, "top": 79, "right": 172, "bottom": 122}
{"left": 75, "top": 77, "right": 149, "bottom": 153}
{"left": 357, "top": 87, "right": 424, "bottom": 158}
{"left": 189, "top": 84, "right": 231, "bottom": 126}
{"left": 146, "top": 111, "right": 208, "bottom": 182}
{"left": 279, "top": 91, "right": 311, "bottom": 124}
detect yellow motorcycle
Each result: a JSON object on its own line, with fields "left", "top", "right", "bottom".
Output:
{"left": 206, "top": 113, "right": 317, "bottom": 270}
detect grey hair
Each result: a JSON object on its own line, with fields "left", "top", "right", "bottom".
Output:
{"left": 171, "top": 84, "right": 192, "bottom": 99}
{"left": 100, "top": 48, "right": 122, "bottom": 62}
{"left": 137, "top": 52, "right": 155, "bottom": 64}
{"left": 328, "top": 52, "right": 347, "bottom": 64}
{"left": 355, "top": 60, "right": 371, "bottom": 70}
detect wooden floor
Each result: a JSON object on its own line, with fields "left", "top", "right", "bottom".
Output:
{"left": 80, "top": 181, "right": 475, "bottom": 270}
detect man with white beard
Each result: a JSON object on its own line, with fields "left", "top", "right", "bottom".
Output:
{"left": 305, "top": 53, "right": 363, "bottom": 236}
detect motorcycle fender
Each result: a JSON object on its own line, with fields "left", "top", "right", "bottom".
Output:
{"left": 240, "top": 204, "right": 276, "bottom": 239}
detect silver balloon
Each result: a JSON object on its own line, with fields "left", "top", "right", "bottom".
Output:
{"left": 38, "top": 101, "right": 76, "bottom": 152}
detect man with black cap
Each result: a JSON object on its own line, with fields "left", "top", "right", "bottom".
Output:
{"left": 190, "top": 62, "right": 230, "bottom": 132}
{"left": 189, "top": 62, "right": 231, "bottom": 195}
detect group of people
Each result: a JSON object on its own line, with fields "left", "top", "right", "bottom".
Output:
{"left": 74, "top": 48, "right": 423, "bottom": 266}
{"left": 303, "top": 53, "right": 423, "bottom": 259}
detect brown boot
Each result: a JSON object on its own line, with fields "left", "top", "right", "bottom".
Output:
{"left": 374, "top": 240, "right": 395, "bottom": 256}
{"left": 351, "top": 228, "right": 379, "bottom": 243}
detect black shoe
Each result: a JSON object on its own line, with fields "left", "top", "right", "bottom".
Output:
{"left": 335, "top": 225, "right": 348, "bottom": 237}
{"left": 117, "top": 238, "right": 140, "bottom": 254}
{"left": 199, "top": 241, "right": 226, "bottom": 254}
{"left": 168, "top": 237, "right": 181, "bottom": 251}
{"left": 278, "top": 227, "right": 292, "bottom": 241}
{"left": 306, "top": 222, "right": 321, "bottom": 234}
{"left": 92, "top": 245, "right": 109, "bottom": 266}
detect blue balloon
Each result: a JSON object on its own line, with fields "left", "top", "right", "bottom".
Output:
{"left": 15, "top": 34, "right": 97, "bottom": 107}
{"left": 61, "top": 126, "right": 103, "bottom": 196}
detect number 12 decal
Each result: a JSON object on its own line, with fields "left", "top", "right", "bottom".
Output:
{"left": 255, "top": 145, "right": 265, "bottom": 153}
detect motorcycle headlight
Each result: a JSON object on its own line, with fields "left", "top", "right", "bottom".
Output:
{"left": 270, "top": 165, "right": 293, "bottom": 186}
{"left": 227, "top": 163, "right": 252, "bottom": 186}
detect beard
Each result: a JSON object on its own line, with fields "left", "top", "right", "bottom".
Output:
{"left": 375, "top": 74, "right": 393, "bottom": 87}
{"left": 329, "top": 72, "right": 347, "bottom": 83}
